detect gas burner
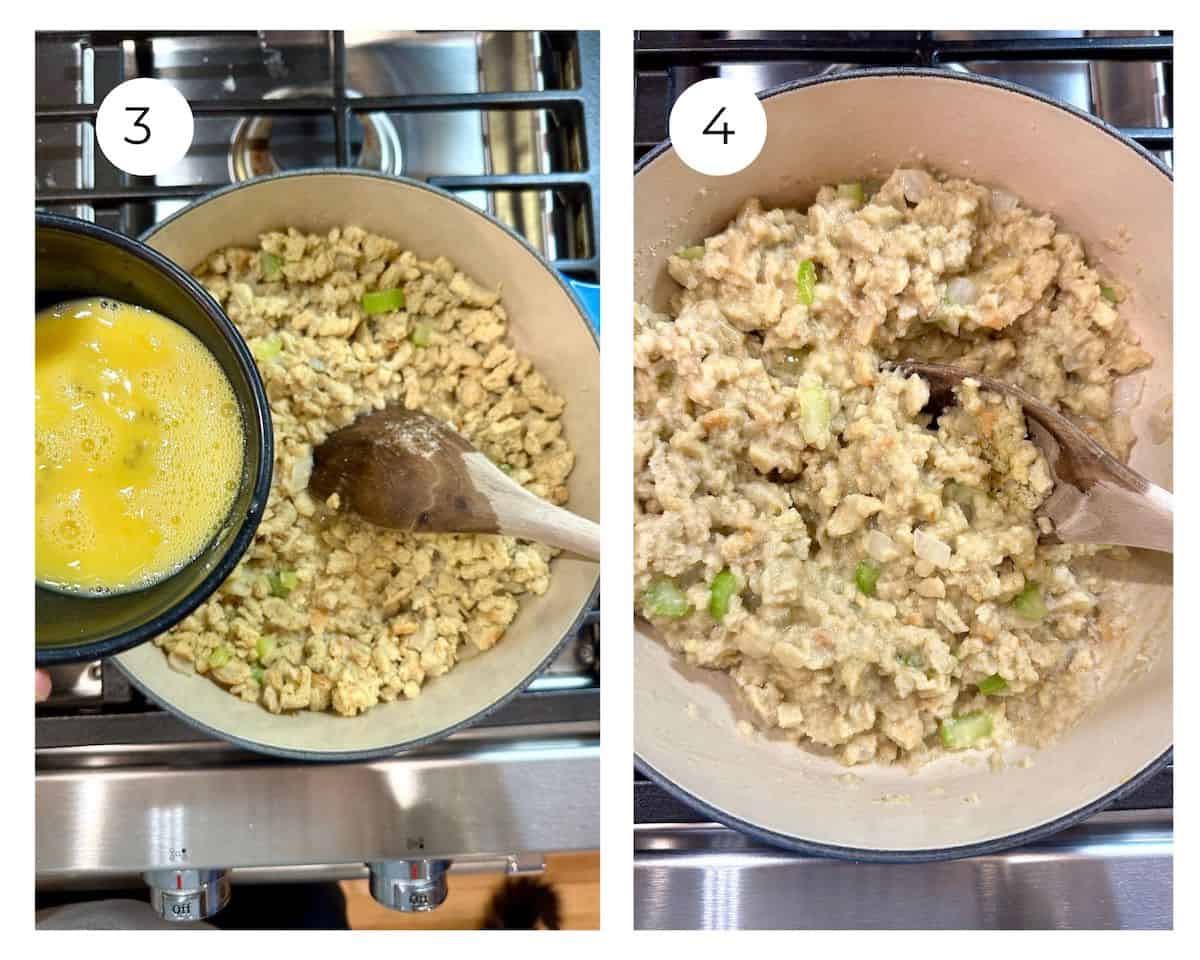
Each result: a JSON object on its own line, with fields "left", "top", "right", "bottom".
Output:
{"left": 228, "top": 84, "right": 402, "bottom": 182}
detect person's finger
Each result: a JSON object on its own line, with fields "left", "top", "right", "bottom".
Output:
{"left": 35, "top": 669, "right": 52, "bottom": 703}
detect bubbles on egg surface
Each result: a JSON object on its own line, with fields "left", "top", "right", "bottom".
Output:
{"left": 35, "top": 295, "right": 247, "bottom": 593}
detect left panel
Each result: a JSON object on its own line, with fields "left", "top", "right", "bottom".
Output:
{"left": 35, "top": 28, "right": 600, "bottom": 930}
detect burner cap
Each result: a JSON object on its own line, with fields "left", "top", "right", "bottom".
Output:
{"left": 229, "top": 84, "right": 402, "bottom": 182}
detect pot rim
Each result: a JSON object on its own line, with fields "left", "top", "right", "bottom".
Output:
{"left": 635, "top": 66, "right": 1173, "bottom": 184}
{"left": 634, "top": 747, "right": 1172, "bottom": 863}
{"left": 633, "top": 65, "right": 1173, "bottom": 859}
{"left": 34, "top": 212, "right": 274, "bottom": 666}
{"left": 114, "top": 167, "right": 600, "bottom": 761}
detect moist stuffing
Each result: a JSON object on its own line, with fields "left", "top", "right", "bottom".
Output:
{"left": 634, "top": 168, "right": 1154, "bottom": 767}
{"left": 156, "top": 226, "right": 574, "bottom": 716}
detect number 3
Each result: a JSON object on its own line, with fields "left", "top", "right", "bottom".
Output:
{"left": 124, "top": 106, "right": 151, "bottom": 145}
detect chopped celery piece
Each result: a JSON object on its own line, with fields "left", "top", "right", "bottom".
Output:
{"left": 939, "top": 711, "right": 993, "bottom": 750}
{"left": 978, "top": 673, "right": 1008, "bottom": 696}
{"left": 1013, "top": 582, "right": 1048, "bottom": 620}
{"left": 855, "top": 559, "right": 881, "bottom": 597}
{"left": 261, "top": 251, "right": 282, "bottom": 277}
{"left": 268, "top": 570, "right": 299, "bottom": 598}
{"left": 251, "top": 664, "right": 265, "bottom": 684}
{"left": 797, "top": 384, "right": 831, "bottom": 440}
{"left": 837, "top": 182, "right": 866, "bottom": 205}
{"left": 708, "top": 569, "right": 738, "bottom": 621}
{"left": 208, "top": 645, "right": 232, "bottom": 669}
{"left": 256, "top": 634, "right": 276, "bottom": 663}
{"left": 499, "top": 463, "right": 514, "bottom": 475}
{"left": 410, "top": 322, "right": 433, "bottom": 347}
{"left": 796, "top": 259, "right": 817, "bottom": 306}
{"left": 898, "top": 651, "right": 923, "bottom": 669}
{"left": 362, "top": 288, "right": 406, "bottom": 315}
{"left": 1100, "top": 285, "right": 1118, "bottom": 304}
{"left": 643, "top": 577, "right": 692, "bottom": 619}
{"left": 677, "top": 245, "right": 705, "bottom": 260}
{"left": 252, "top": 334, "right": 283, "bottom": 362}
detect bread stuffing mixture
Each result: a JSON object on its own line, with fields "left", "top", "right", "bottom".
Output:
{"left": 157, "top": 226, "right": 574, "bottom": 716}
{"left": 634, "top": 168, "right": 1154, "bottom": 767}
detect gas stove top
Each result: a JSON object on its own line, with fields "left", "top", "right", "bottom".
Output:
{"left": 633, "top": 29, "right": 1172, "bottom": 931}
{"left": 35, "top": 29, "right": 600, "bottom": 921}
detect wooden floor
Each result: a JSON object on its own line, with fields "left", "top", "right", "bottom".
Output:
{"left": 340, "top": 851, "right": 599, "bottom": 930}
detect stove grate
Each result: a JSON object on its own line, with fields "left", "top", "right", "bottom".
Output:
{"left": 634, "top": 30, "right": 1172, "bottom": 159}
{"left": 36, "top": 30, "right": 601, "bottom": 280}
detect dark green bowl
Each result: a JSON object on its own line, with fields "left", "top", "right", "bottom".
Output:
{"left": 35, "top": 213, "right": 273, "bottom": 666}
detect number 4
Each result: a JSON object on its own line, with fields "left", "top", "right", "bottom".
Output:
{"left": 703, "top": 107, "right": 735, "bottom": 145}
{"left": 124, "top": 107, "right": 151, "bottom": 145}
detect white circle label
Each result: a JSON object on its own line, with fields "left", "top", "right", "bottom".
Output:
{"left": 96, "top": 78, "right": 195, "bottom": 177}
{"left": 668, "top": 77, "right": 767, "bottom": 177}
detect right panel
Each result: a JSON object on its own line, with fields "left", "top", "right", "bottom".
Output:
{"left": 633, "top": 28, "right": 1173, "bottom": 931}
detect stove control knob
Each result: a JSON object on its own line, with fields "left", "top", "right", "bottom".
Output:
{"left": 368, "top": 859, "right": 452, "bottom": 912}
{"left": 144, "top": 868, "right": 231, "bottom": 923}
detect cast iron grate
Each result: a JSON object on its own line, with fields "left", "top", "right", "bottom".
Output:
{"left": 36, "top": 30, "right": 601, "bottom": 280}
{"left": 635, "top": 30, "right": 1172, "bottom": 160}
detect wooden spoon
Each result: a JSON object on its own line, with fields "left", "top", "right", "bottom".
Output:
{"left": 893, "top": 360, "right": 1172, "bottom": 553}
{"left": 308, "top": 406, "right": 600, "bottom": 561}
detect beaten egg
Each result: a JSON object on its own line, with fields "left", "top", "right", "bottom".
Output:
{"left": 35, "top": 297, "right": 245, "bottom": 594}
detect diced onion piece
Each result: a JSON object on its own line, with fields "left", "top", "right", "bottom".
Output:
{"left": 797, "top": 384, "right": 831, "bottom": 443}
{"left": 643, "top": 577, "right": 692, "bottom": 619}
{"left": 990, "top": 188, "right": 1019, "bottom": 214}
{"left": 1112, "top": 375, "right": 1145, "bottom": 414}
{"left": 287, "top": 454, "right": 313, "bottom": 494}
{"left": 897, "top": 168, "right": 933, "bottom": 203}
{"left": 865, "top": 529, "right": 896, "bottom": 562}
{"left": 946, "top": 276, "right": 977, "bottom": 306}
{"left": 912, "top": 528, "right": 951, "bottom": 568}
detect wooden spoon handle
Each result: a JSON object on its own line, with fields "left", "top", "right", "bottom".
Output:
{"left": 498, "top": 503, "right": 602, "bottom": 560}
{"left": 464, "top": 452, "right": 601, "bottom": 560}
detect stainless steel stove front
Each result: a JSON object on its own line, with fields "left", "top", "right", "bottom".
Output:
{"left": 635, "top": 810, "right": 1172, "bottom": 930}
{"left": 38, "top": 724, "right": 598, "bottom": 883}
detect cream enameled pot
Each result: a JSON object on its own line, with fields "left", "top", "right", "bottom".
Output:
{"left": 634, "top": 70, "right": 1172, "bottom": 860}
{"left": 116, "top": 170, "right": 599, "bottom": 761}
